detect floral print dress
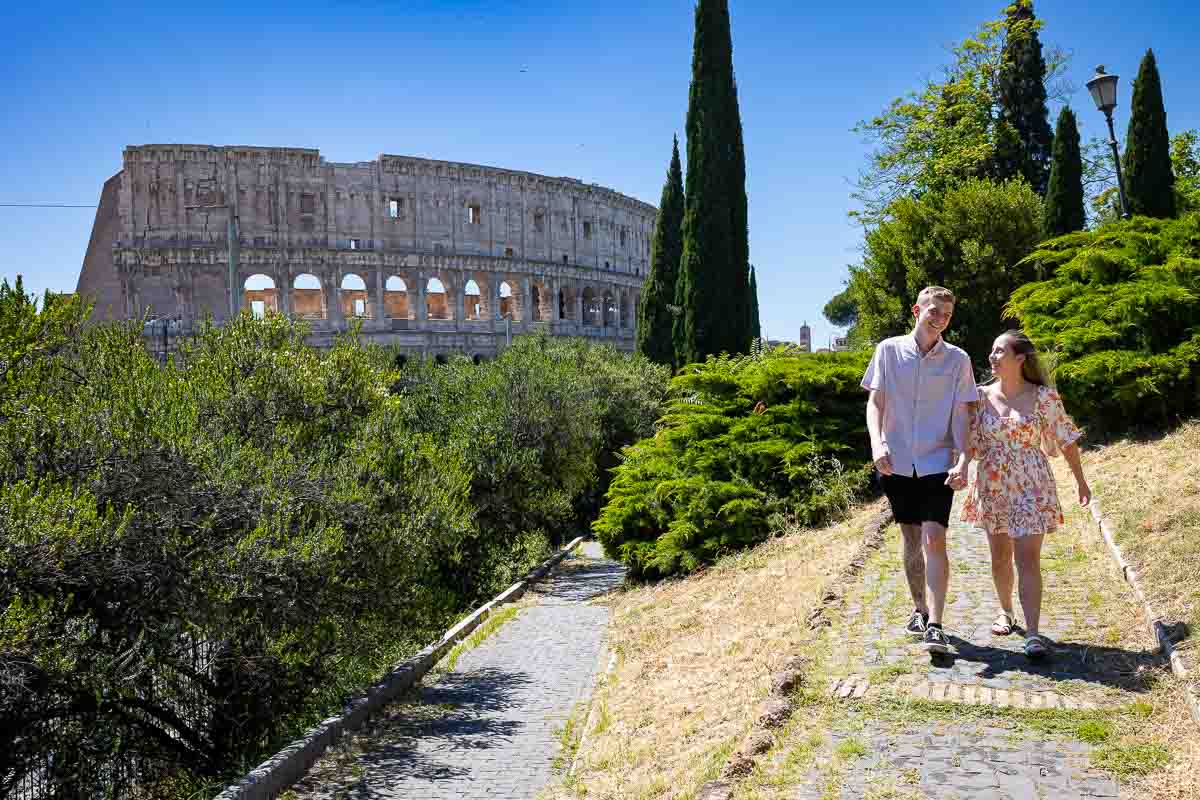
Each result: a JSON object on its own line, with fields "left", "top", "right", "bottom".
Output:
{"left": 962, "top": 384, "right": 1082, "bottom": 538}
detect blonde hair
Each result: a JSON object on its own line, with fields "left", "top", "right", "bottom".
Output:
{"left": 916, "top": 286, "right": 956, "bottom": 307}
{"left": 1000, "top": 330, "right": 1054, "bottom": 387}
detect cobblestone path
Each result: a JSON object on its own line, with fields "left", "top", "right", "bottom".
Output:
{"left": 287, "top": 541, "right": 624, "bottom": 800}
{"left": 794, "top": 499, "right": 1163, "bottom": 799}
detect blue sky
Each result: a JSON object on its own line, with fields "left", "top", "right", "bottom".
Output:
{"left": 1, "top": 0, "right": 1196, "bottom": 348}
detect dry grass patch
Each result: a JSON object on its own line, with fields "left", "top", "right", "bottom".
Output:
{"left": 1050, "top": 426, "right": 1200, "bottom": 800}
{"left": 1084, "top": 421, "right": 1200, "bottom": 634}
{"left": 543, "top": 501, "right": 887, "bottom": 800}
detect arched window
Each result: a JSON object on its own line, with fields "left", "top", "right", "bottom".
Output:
{"left": 291, "top": 274, "right": 325, "bottom": 320}
{"left": 426, "top": 277, "right": 450, "bottom": 320}
{"left": 243, "top": 274, "right": 277, "bottom": 318}
{"left": 340, "top": 273, "right": 371, "bottom": 318}
{"left": 465, "top": 279, "right": 483, "bottom": 320}
{"left": 385, "top": 276, "right": 410, "bottom": 320}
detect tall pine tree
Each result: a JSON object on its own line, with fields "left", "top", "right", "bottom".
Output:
{"left": 673, "top": 0, "right": 751, "bottom": 366}
{"left": 748, "top": 264, "right": 760, "bottom": 343}
{"left": 1042, "top": 107, "right": 1085, "bottom": 238}
{"left": 636, "top": 137, "right": 685, "bottom": 366}
{"left": 1124, "top": 49, "right": 1176, "bottom": 218}
{"left": 993, "top": 0, "right": 1053, "bottom": 194}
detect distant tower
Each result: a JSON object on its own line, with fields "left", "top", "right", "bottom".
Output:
{"left": 798, "top": 321, "right": 812, "bottom": 353}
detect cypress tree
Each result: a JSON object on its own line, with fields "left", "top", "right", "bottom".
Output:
{"left": 674, "top": 0, "right": 751, "bottom": 366}
{"left": 1042, "top": 107, "right": 1086, "bottom": 238}
{"left": 1124, "top": 49, "right": 1176, "bottom": 218}
{"left": 748, "top": 264, "right": 760, "bottom": 342}
{"left": 636, "top": 137, "right": 685, "bottom": 366}
{"left": 993, "top": 0, "right": 1053, "bottom": 194}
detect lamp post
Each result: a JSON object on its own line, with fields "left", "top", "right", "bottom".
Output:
{"left": 1086, "top": 65, "right": 1131, "bottom": 219}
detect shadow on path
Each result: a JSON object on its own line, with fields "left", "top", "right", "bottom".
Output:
{"left": 929, "top": 632, "right": 1163, "bottom": 694}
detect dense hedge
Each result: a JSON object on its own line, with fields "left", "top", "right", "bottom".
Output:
{"left": 0, "top": 283, "right": 668, "bottom": 798}
{"left": 593, "top": 348, "right": 873, "bottom": 579}
{"left": 1007, "top": 214, "right": 1200, "bottom": 434}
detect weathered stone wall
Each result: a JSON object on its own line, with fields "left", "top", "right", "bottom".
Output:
{"left": 76, "top": 144, "right": 654, "bottom": 356}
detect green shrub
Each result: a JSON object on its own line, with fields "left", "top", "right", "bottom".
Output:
{"left": 0, "top": 286, "right": 668, "bottom": 796}
{"left": 1006, "top": 214, "right": 1200, "bottom": 434}
{"left": 593, "top": 348, "right": 873, "bottom": 579}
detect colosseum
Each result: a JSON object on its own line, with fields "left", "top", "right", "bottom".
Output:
{"left": 76, "top": 144, "right": 656, "bottom": 357}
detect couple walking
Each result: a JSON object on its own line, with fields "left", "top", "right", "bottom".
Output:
{"left": 862, "top": 286, "right": 1092, "bottom": 660}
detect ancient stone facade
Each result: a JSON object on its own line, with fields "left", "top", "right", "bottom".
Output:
{"left": 76, "top": 145, "right": 656, "bottom": 357}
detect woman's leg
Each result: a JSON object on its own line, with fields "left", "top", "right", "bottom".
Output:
{"left": 1013, "top": 534, "right": 1046, "bottom": 637}
{"left": 987, "top": 532, "right": 1015, "bottom": 621}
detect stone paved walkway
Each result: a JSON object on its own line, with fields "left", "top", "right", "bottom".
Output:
{"left": 287, "top": 541, "right": 624, "bottom": 800}
{"left": 793, "top": 499, "right": 1162, "bottom": 799}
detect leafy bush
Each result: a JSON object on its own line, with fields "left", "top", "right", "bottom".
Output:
{"left": 844, "top": 177, "right": 1044, "bottom": 369}
{"left": 593, "top": 347, "right": 873, "bottom": 579}
{"left": 0, "top": 285, "right": 668, "bottom": 797}
{"left": 1006, "top": 214, "right": 1200, "bottom": 434}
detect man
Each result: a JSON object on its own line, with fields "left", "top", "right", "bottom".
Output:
{"left": 861, "top": 286, "right": 976, "bottom": 654}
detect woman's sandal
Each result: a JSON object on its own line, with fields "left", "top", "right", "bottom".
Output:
{"left": 1024, "top": 634, "right": 1051, "bottom": 659}
{"left": 991, "top": 611, "right": 1016, "bottom": 636}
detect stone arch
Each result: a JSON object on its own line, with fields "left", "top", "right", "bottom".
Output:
{"left": 243, "top": 273, "right": 278, "bottom": 319}
{"left": 471, "top": 353, "right": 483, "bottom": 365}
{"left": 340, "top": 273, "right": 371, "bottom": 319}
{"left": 531, "top": 281, "right": 552, "bottom": 322}
{"left": 558, "top": 286, "right": 577, "bottom": 322}
{"left": 582, "top": 288, "right": 601, "bottom": 327}
{"left": 499, "top": 280, "right": 516, "bottom": 320}
{"left": 602, "top": 290, "right": 616, "bottom": 328}
{"left": 292, "top": 273, "right": 326, "bottom": 320}
{"left": 385, "top": 275, "right": 412, "bottom": 320}
{"left": 427, "top": 276, "right": 451, "bottom": 320}
{"left": 464, "top": 279, "right": 484, "bottom": 320}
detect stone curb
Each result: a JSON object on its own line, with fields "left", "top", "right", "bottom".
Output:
{"left": 569, "top": 648, "right": 617, "bottom": 776}
{"left": 1088, "top": 499, "right": 1200, "bottom": 728}
{"left": 212, "top": 535, "right": 588, "bottom": 800}
{"left": 697, "top": 503, "right": 895, "bottom": 800}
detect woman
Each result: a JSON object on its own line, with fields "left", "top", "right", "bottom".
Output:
{"left": 962, "top": 331, "right": 1091, "bottom": 659}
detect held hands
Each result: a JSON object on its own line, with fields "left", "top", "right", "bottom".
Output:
{"left": 1077, "top": 479, "right": 1092, "bottom": 508}
{"left": 944, "top": 458, "right": 968, "bottom": 491}
{"left": 872, "top": 447, "right": 893, "bottom": 476}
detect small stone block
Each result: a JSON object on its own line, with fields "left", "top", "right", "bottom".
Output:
{"left": 946, "top": 683, "right": 962, "bottom": 703}
{"left": 1029, "top": 693, "right": 1044, "bottom": 709}
{"left": 839, "top": 679, "right": 856, "bottom": 699}
{"left": 995, "top": 689, "right": 1011, "bottom": 707}
{"left": 912, "top": 681, "right": 931, "bottom": 700}
{"left": 1012, "top": 691, "right": 1027, "bottom": 709}
{"left": 930, "top": 682, "right": 947, "bottom": 702}
{"left": 961, "top": 684, "right": 977, "bottom": 705}
{"left": 827, "top": 678, "right": 842, "bottom": 696}
{"left": 978, "top": 686, "right": 994, "bottom": 706}
{"left": 853, "top": 680, "right": 869, "bottom": 700}
{"left": 1062, "top": 695, "right": 1079, "bottom": 710}
{"left": 1043, "top": 694, "right": 1061, "bottom": 710}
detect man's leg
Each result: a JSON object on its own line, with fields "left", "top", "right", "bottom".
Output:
{"left": 922, "top": 522, "right": 949, "bottom": 626}
{"left": 900, "top": 523, "right": 929, "bottom": 616}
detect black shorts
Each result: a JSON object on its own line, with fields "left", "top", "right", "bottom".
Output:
{"left": 879, "top": 471, "right": 953, "bottom": 528}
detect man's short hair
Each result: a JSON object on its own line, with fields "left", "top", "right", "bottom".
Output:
{"left": 916, "top": 286, "right": 956, "bottom": 307}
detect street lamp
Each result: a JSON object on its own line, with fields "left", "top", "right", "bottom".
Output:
{"left": 1086, "top": 65, "right": 1131, "bottom": 219}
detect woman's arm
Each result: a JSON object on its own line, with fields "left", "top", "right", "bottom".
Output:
{"left": 1060, "top": 441, "right": 1092, "bottom": 506}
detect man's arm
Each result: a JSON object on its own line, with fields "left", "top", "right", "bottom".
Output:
{"left": 866, "top": 390, "right": 893, "bottom": 475}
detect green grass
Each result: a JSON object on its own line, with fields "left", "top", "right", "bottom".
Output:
{"left": 833, "top": 735, "right": 868, "bottom": 760}
{"left": 441, "top": 605, "right": 520, "bottom": 672}
{"left": 1090, "top": 742, "right": 1171, "bottom": 777}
